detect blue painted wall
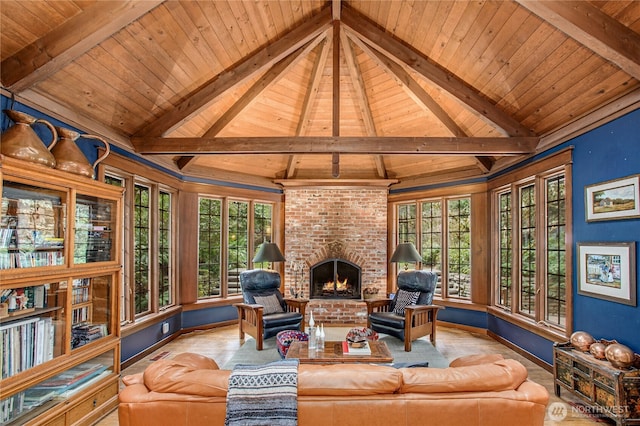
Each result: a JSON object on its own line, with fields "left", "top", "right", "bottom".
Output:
{"left": 121, "top": 312, "right": 183, "bottom": 363}
{"left": 570, "top": 109, "right": 640, "bottom": 353}
{"left": 182, "top": 305, "right": 238, "bottom": 330}
{"left": 439, "top": 307, "right": 488, "bottom": 329}
{"left": 434, "top": 109, "right": 640, "bottom": 362}
{"left": 121, "top": 306, "right": 237, "bottom": 364}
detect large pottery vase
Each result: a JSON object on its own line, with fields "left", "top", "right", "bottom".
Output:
{"left": 1, "top": 110, "right": 58, "bottom": 167}
{"left": 51, "top": 127, "right": 110, "bottom": 179}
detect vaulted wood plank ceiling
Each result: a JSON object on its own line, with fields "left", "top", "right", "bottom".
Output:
{"left": 1, "top": 1, "right": 639, "bottom": 189}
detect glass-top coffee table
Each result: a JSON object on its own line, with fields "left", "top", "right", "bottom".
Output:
{"left": 285, "top": 340, "right": 393, "bottom": 364}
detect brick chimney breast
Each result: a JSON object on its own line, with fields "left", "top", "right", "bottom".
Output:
{"left": 283, "top": 186, "right": 388, "bottom": 324}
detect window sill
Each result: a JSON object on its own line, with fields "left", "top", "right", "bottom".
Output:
{"left": 182, "top": 296, "right": 244, "bottom": 311}
{"left": 122, "top": 305, "right": 182, "bottom": 337}
{"left": 487, "top": 306, "right": 568, "bottom": 342}
{"left": 433, "top": 297, "right": 487, "bottom": 311}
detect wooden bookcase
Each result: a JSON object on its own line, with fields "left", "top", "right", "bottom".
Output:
{"left": 0, "top": 156, "right": 123, "bottom": 425}
{"left": 554, "top": 341, "right": 640, "bottom": 425}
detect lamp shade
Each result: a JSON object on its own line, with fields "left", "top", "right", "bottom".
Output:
{"left": 253, "top": 242, "right": 286, "bottom": 263}
{"left": 390, "top": 243, "right": 422, "bottom": 263}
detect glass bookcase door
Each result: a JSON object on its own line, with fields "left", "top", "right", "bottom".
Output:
{"left": 71, "top": 274, "right": 112, "bottom": 350}
{"left": 0, "top": 348, "right": 115, "bottom": 425}
{"left": 74, "top": 195, "right": 116, "bottom": 264}
{"left": 0, "top": 280, "right": 67, "bottom": 380}
{"left": 1, "top": 181, "right": 67, "bottom": 270}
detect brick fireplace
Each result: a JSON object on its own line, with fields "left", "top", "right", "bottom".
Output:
{"left": 282, "top": 184, "right": 390, "bottom": 325}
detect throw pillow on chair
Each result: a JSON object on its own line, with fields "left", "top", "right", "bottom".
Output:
{"left": 393, "top": 289, "right": 420, "bottom": 315}
{"left": 253, "top": 294, "right": 284, "bottom": 314}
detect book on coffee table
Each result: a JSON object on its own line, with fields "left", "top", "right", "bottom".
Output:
{"left": 342, "top": 341, "right": 372, "bottom": 355}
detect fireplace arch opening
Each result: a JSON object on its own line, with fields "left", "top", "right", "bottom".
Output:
{"left": 310, "top": 258, "right": 361, "bottom": 299}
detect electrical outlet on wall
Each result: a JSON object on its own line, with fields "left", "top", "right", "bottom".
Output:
{"left": 162, "top": 322, "right": 169, "bottom": 334}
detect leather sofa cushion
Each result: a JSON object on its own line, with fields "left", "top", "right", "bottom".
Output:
{"left": 449, "top": 353, "right": 505, "bottom": 367}
{"left": 298, "top": 364, "right": 402, "bottom": 396}
{"left": 401, "top": 359, "right": 528, "bottom": 393}
{"left": 143, "top": 355, "right": 229, "bottom": 397}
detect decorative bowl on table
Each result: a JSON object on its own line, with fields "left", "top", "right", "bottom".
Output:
{"left": 346, "top": 327, "right": 379, "bottom": 344}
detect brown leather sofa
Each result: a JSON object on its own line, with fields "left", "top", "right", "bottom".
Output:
{"left": 118, "top": 352, "right": 549, "bottom": 426}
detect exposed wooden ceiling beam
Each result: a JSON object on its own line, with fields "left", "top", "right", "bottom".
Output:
{"left": 332, "top": 20, "right": 341, "bottom": 177}
{"left": 333, "top": 0, "right": 341, "bottom": 20}
{"left": 347, "top": 31, "right": 465, "bottom": 138}
{"left": 341, "top": 5, "right": 535, "bottom": 138}
{"left": 288, "top": 38, "right": 332, "bottom": 178}
{"left": 517, "top": 0, "right": 640, "bottom": 80}
{"left": 342, "top": 33, "right": 376, "bottom": 136}
{"left": 176, "top": 33, "right": 327, "bottom": 170}
{"left": 132, "top": 136, "right": 538, "bottom": 155}
{"left": 1, "top": 0, "right": 164, "bottom": 92}
{"left": 136, "top": 6, "right": 332, "bottom": 137}
{"left": 347, "top": 31, "right": 494, "bottom": 173}
{"left": 341, "top": 32, "right": 387, "bottom": 179}
{"left": 474, "top": 156, "right": 495, "bottom": 173}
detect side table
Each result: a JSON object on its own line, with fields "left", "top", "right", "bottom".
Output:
{"left": 554, "top": 341, "right": 640, "bottom": 425}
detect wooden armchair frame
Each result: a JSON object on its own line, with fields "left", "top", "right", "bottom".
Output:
{"left": 234, "top": 298, "right": 307, "bottom": 350}
{"left": 365, "top": 298, "right": 442, "bottom": 351}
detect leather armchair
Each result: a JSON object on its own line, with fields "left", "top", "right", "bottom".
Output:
{"left": 233, "top": 269, "right": 307, "bottom": 350}
{"left": 366, "top": 270, "right": 441, "bottom": 351}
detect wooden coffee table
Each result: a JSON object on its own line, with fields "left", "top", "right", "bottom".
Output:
{"left": 285, "top": 340, "right": 393, "bottom": 364}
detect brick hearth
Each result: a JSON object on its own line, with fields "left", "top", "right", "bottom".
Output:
{"left": 283, "top": 185, "right": 389, "bottom": 325}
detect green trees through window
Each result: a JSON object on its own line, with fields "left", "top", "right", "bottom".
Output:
{"left": 198, "top": 199, "right": 273, "bottom": 299}
{"left": 396, "top": 197, "right": 471, "bottom": 299}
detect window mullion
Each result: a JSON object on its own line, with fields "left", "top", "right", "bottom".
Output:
{"left": 535, "top": 175, "right": 545, "bottom": 324}
{"left": 150, "top": 184, "right": 159, "bottom": 313}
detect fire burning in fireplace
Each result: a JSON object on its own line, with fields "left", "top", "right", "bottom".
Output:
{"left": 322, "top": 278, "right": 349, "bottom": 293}
{"left": 310, "top": 259, "right": 361, "bottom": 299}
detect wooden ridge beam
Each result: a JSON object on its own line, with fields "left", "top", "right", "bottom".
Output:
{"left": 131, "top": 136, "right": 538, "bottom": 155}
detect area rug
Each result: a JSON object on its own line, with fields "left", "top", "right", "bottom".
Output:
{"left": 222, "top": 327, "right": 449, "bottom": 370}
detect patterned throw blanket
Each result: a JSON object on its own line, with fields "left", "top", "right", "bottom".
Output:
{"left": 225, "top": 359, "right": 299, "bottom": 426}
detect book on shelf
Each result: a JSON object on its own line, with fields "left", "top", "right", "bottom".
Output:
{"left": 23, "top": 388, "right": 58, "bottom": 408}
{"left": 1, "top": 316, "right": 55, "bottom": 379}
{"left": 33, "top": 363, "right": 107, "bottom": 392}
{"left": 341, "top": 341, "right": 372, "bottom": 355}
{"left": 71, "top": 323, "right": 106, "bottom": 349}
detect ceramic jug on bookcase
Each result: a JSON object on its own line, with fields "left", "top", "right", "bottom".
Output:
{"left": 51, "top": 126, "right": 110, "bottom": 179}
{"left": 1, "top": 109, "right": 58, "bottom": 167}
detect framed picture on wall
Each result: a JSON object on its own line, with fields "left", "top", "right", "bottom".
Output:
{"left": 577, "top": 242, "right": 636, "bottom": 306}
{"left": 585, "top": 174, "right": 640, "bottom": 222}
